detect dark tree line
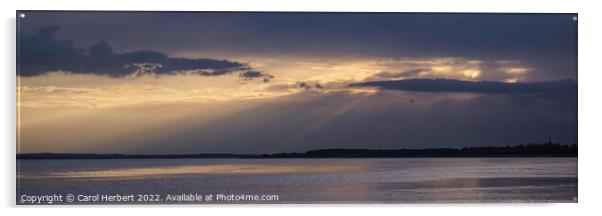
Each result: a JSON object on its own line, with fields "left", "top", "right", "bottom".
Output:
{"left": 17, "top": 142, "right": 577, "bottom": 159}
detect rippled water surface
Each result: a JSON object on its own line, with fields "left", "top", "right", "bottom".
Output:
{"left": 17, "top": 158, "right": 577, "bottom": 204}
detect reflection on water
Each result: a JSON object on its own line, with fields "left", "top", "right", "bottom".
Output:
{"left": 17, "top": 158, "right": 577, "bottom": 203}
{"left": 28, "top": 164, "right": 365, "bottom": 179}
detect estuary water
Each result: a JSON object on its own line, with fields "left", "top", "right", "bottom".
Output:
{"left": 16, "top": 158, "right": 577, "bottom": 204}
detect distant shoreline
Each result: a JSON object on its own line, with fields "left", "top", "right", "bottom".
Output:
{"left": 17, "top": 143, "right": 577, "bottom": 159}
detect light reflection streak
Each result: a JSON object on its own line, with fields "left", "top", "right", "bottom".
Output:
{"left": 24, "top": 164, "right": 365, "bottom": 179}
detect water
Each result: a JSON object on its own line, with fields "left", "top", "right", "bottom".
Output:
{"left": 16, "top": 158, "right": 577, "bottom": 204}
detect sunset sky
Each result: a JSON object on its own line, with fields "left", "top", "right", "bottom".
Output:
{"left": 17, "top": 12, "right": 577, "bottom": 154}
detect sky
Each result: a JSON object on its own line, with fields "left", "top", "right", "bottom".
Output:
{"left": 17, "top": 11, "right": 577, "bottom": 154}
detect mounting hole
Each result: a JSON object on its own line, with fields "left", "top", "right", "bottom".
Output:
{"left": 19, "top": 13, "right": 26, "bottom": 18}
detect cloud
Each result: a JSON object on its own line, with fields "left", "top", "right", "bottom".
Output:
{"left": 239, "top": 70, "right": 274, "bottom": 82}
{"left": 367, "top": 68, "right": 432, "bottom": 80}
{"left": 297, "top": 82, "right": 325, "bottom": 90}
{"left": 18, "top": 26, "right": 271, "bottom": 79}
{"left": 350, "top": 78, "right": 577, "bottom": 94}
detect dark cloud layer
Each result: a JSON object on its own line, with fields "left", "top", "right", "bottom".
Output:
{"left": 18, "top": 12, "right": 578, "bottom": 81}
{"left": 18, "top": 26, "right": 269, "bottom": 79}
{"left": 351, "top": 79, "right": 577, "bottom": 94}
